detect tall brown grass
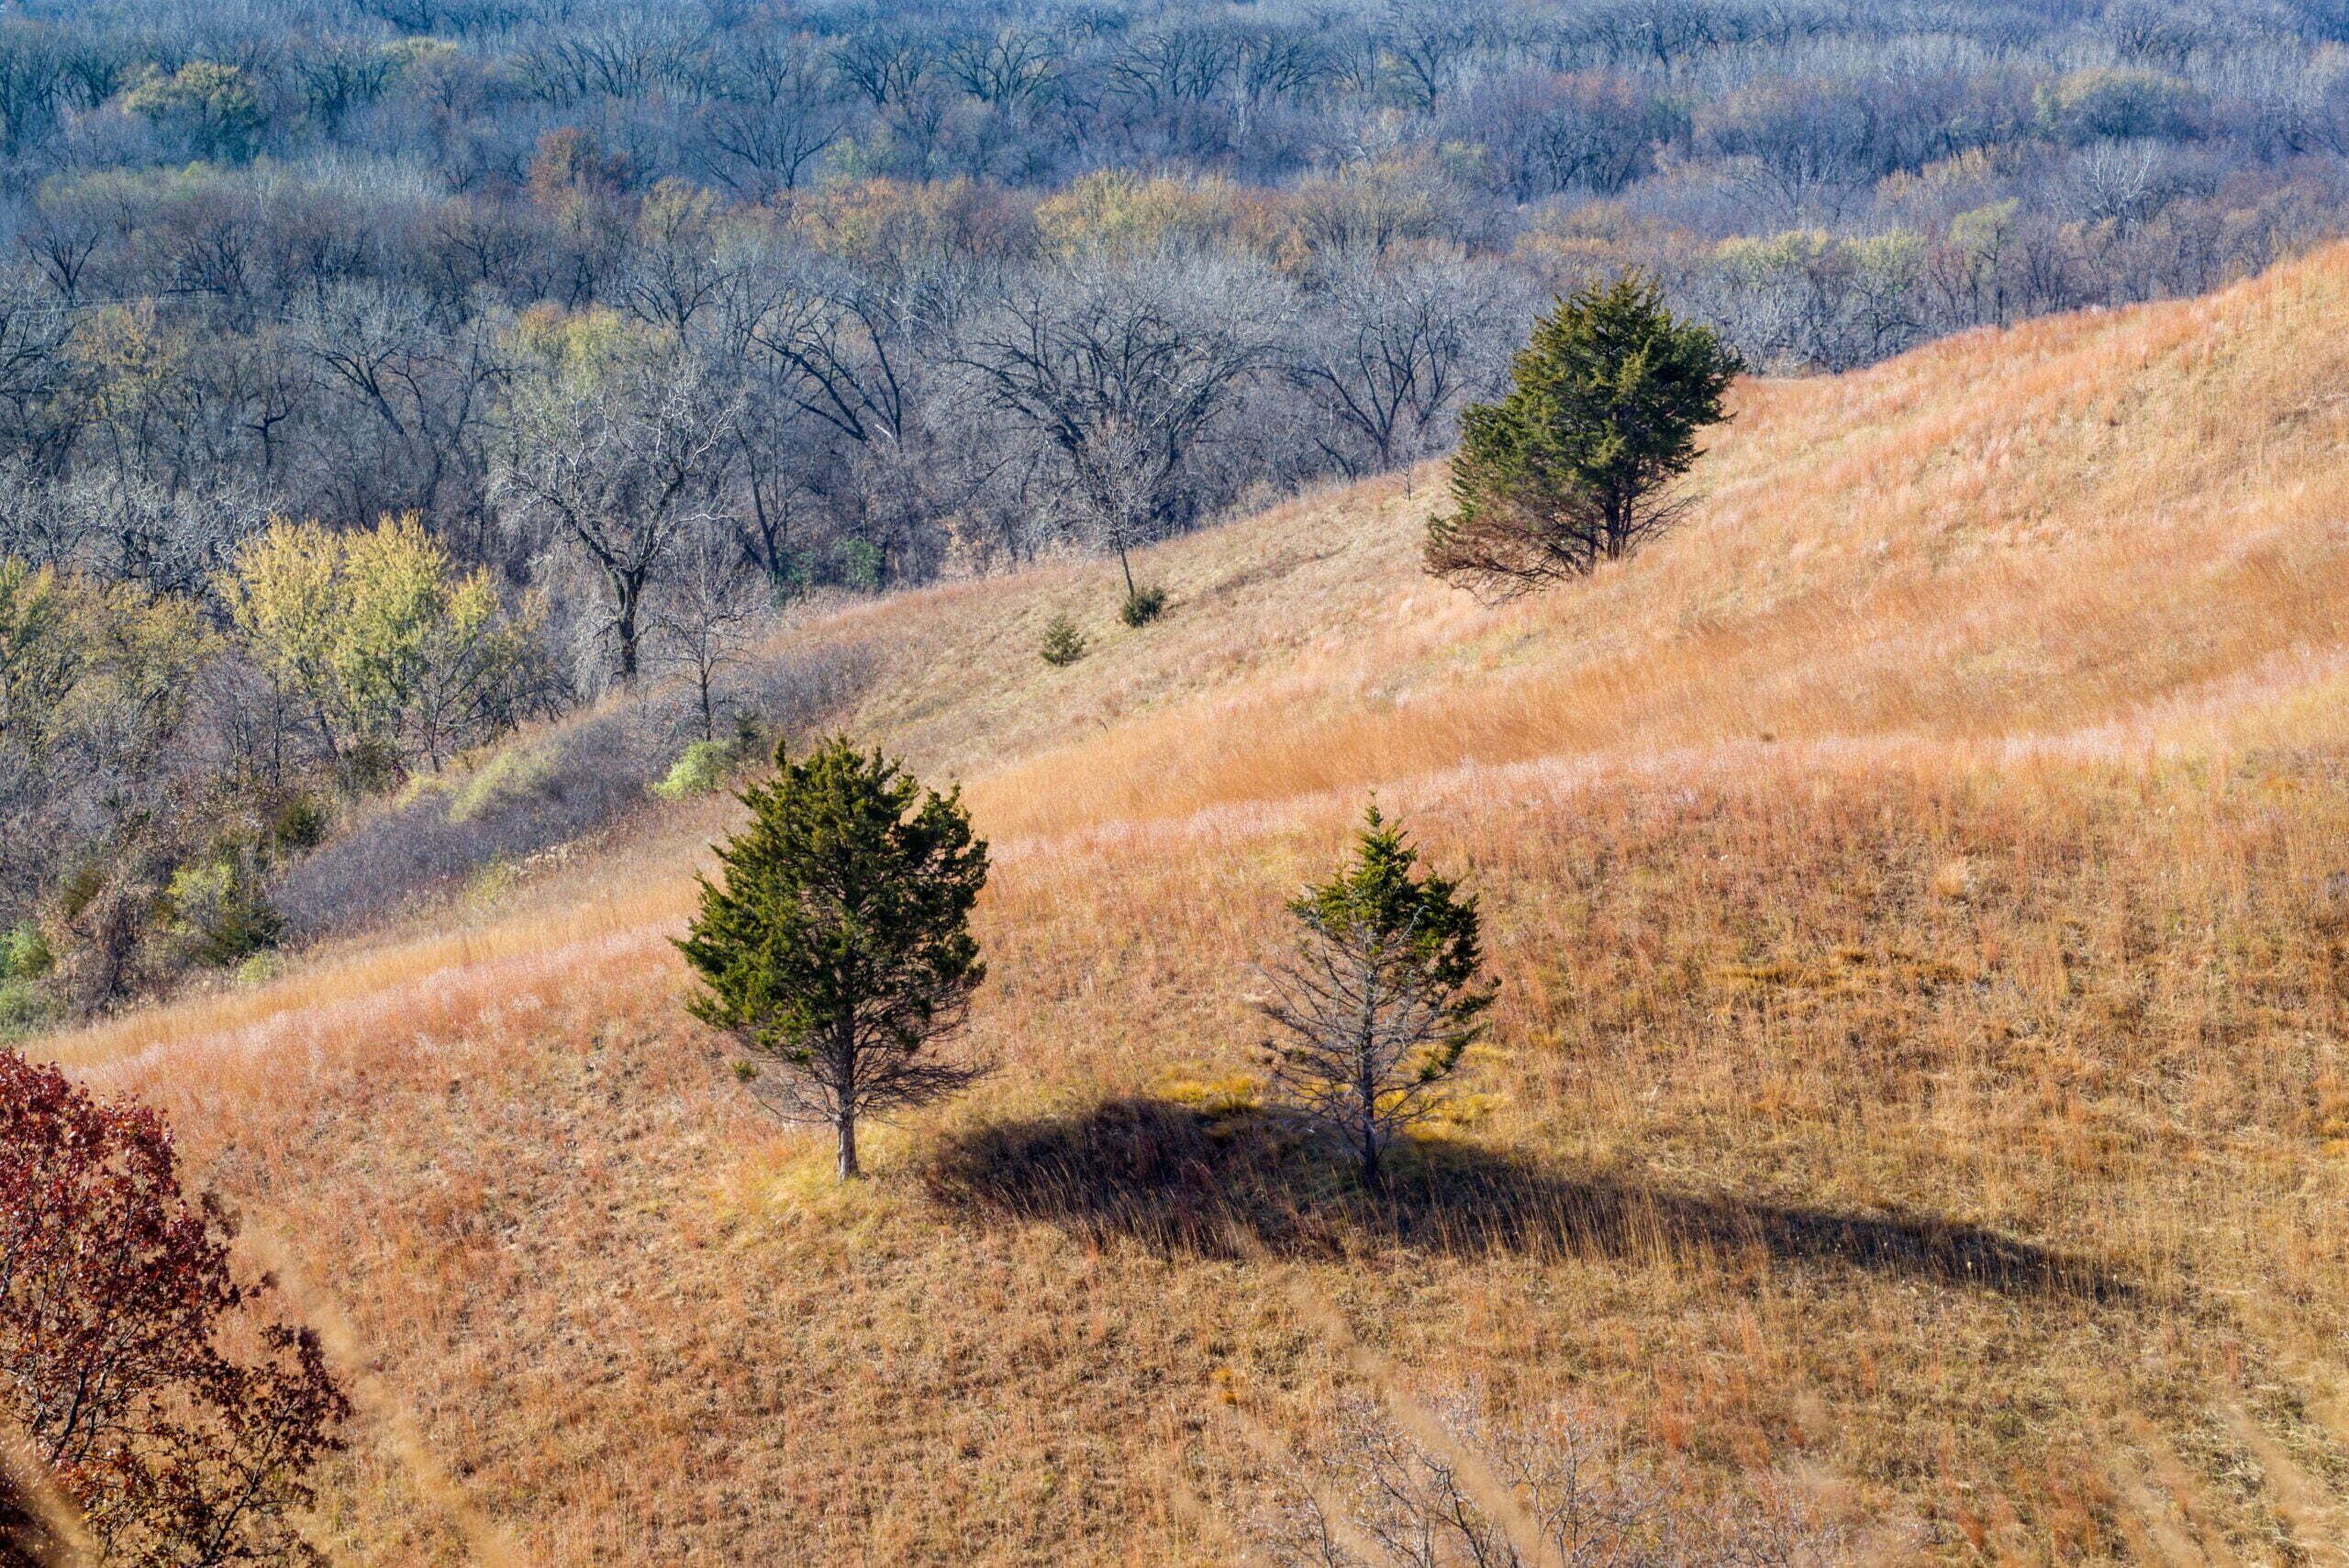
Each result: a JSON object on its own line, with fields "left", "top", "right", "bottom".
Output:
{"left": 32, "top": 246, "right": 2349, "bottom": 1563}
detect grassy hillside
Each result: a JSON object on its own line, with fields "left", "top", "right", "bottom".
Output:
{"left": 36, "top": 246, "right": 2349, "bottom": 1564}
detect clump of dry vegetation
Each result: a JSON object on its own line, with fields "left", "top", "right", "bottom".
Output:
{"left": 1257, "top": 1389, "right": 1854, "bottom": 1567}
{"left": 28, "top": 248, "right": 2349, "bottom": 1563}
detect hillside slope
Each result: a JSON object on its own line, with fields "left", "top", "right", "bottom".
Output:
{"left": 39, "top": 248, "right": 2349, "bottom": 1564}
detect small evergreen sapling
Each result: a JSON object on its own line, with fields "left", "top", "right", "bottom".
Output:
{"left": 1257, "top": 806, "right": 1494, "bottom": 1184}
{"left": 1119, "top": 584, "right": 1168, "bottom": 627}
{"left": 1040, "top": 613, "right": 1088, "bottom": 665}
{"left": 677, "top": 737, "right": 991, "bottom": 1179}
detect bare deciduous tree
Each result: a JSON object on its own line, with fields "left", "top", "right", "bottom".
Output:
{"left": 944, "top": 26, "right": 1063, "bottom": 109}
{"left": 654, "top": 517, "right": 767, "bottom": 741}
{"left": 832, "top": 23, "right": 940, "bottom": 109}
{"left": 963, "top": 259, "right": 1283, "bottom": 597}
{"left": 293, "top": 282, "right": 504, "bottom": 535}
{"left": 495, "top": 346, "right": 740, "bottom": 683}
{"left": 748, "top": 258, "right": 997, "bottom": 586}
{"left": 1286, "top": 254, "right": 1509, "bottom": 474}
{"left": 1377, "top": 0, "right": 1496, "bottom": 111}
{"left": 695, "top": 36, "right": 846, "bottom": 199}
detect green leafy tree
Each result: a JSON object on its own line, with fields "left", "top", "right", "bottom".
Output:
{"left": 164, "top": 849, "right": 282, "bottom": 969}
{"left": 678, "top": 738, "right": 991, "bottom": 1179}
{"left": 1257, "top": 805, "right": 1494, "bottom": 1184}
{"left": 1427, "top": 273, "right": 1741, "bottom": 598}
{"left": 1119, "top": 584, "right": 1167, "bottom": 628}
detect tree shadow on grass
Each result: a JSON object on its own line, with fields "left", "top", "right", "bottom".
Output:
{"left": 919, "top": 1097, "right": 2132, "bottom": 1303}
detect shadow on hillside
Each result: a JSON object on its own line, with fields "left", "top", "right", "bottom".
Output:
{"left": 920, "top": 1097, "right": 2129, "bottom": 1303}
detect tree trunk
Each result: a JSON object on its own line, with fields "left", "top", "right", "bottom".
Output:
{"left": 1606, "top": 488, "right": 1640, "bottom": 561}
{"left": 835, "top": 1113, "right": 860, "bottom": 1180}
{"left": 613, "top": 571, "right": 642, "bottom": 683}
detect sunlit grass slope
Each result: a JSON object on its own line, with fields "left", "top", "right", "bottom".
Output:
{"left": 40, "top": 247, "right": 2349, "bottom": 1564}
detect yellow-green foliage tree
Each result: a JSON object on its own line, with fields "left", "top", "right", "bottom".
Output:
{"left": 0, "top": 558, "right": 209, "bottom": 773}
{"left": 119, "top": 61, "right": 264, "bottom": 161}
{"left": 0, "top": 559, "right": 214, "bottom": 1003}
{"left": 1032, "top": 171, "right": 1250, "bottom": 261}
{"left": 0, "top": 559, "right": 88, "bottom": 759}
{"left": 221, "top": 515, "right": 540, "bottom": 783}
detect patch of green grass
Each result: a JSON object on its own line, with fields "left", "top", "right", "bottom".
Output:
{"left": 449, "top": 743, "right": 562, "bottom": 823}
{"left": 651, "top": 739, "right": 739, "bottom": 801}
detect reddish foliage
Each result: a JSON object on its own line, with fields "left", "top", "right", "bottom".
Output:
{"left": 0, "top": 1052, "right": 347, "bottom": 1566}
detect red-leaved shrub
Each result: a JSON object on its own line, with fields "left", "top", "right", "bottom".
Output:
{"left": 0, "top": 1051, "right": 346, "bottom": 1565}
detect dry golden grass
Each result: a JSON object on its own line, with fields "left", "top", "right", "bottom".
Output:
{"left": 34, "top": 246, "right": 2349, "bottom": 1563}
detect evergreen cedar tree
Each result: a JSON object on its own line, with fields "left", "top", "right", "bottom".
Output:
{"left": 1258, "top": 806, "right": 1495, "bottom": 1184}
{"left": 677, "top": 738, "right": 990, "bottom": 1180}
{"left": 0, "top": 1051, "right": 348, "bottom": 1567}
{"left": 1427, "top": 272, "right": 1742, "bottom": 599}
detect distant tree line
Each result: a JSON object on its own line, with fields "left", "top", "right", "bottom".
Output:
{"left": 0, "top": 0, "right": 2336, "bottom": 613}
